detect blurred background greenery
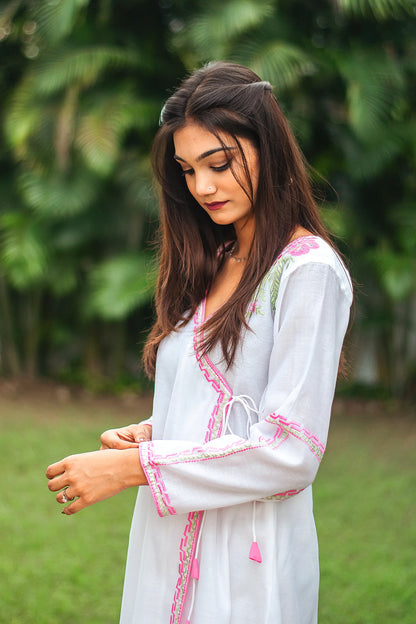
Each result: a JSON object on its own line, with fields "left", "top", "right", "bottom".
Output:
{"left": 1, "top": 0, "right": 416, "bottom": 398}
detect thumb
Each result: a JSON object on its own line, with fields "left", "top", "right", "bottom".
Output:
{"left": 133, "top": 431, "right": 151, "bottom": 444}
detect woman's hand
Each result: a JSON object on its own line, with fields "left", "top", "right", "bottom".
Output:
{"left": 100, "top": 423, "right": 152, "bottom": 450}
{"left": 46, "top": 448, "right": 147, "bottom": 515}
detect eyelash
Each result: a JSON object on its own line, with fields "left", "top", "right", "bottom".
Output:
{"left": 181, "top": 161, "right": 231, "bottom": 176}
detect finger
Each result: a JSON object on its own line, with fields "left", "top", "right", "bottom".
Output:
{"left": 48, "top": 474, "right": 67, "bottom": 492}
{"left": 118, "top": 431, "right": 135, "bottom": 442}
{"left": 134, "top": 432, "right": 151, "bottom": 443}
{"left": 100, "top": 430, "right": 114, "bottom": 446}
{"left": 57, "top": 489, "right": 76, "bottom": 504}
{"left": 101, "top": 439, "right": 138, "bottom": 450}
{"left": 62, "top": 497, "right": 85, "bottom": 516}
{"left": 45, "top": 460, "right": 65, "bottom": 479}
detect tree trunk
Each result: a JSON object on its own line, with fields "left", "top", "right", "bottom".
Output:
{"left": 83, "top": 322, "right": 104, "bottom": 381}
{"left": 107, "top": 321, "right": 126, "bottom": 380}
{"left": 0, "top": 274, "right": 21, "bottom": 376}
{"left": 22, "top": 290, "right": 42, "bottom": 379}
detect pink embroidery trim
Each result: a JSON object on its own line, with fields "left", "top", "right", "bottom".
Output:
{"left": 264, "top": 487, "right": 305, "bottom": 501}
{"left": 169, "top": 300, "right": 233, "bottom": 624}
{"left": 265, "top": 413, "right": 325, "bottom": 461}
{"left": 139, "top": 443, "right": 177, "bottom": 517}
{"left": 194, "top": 300, "right": 233, "bottom": 441}
{"left": 170, "top": 510, "right": 203, "bottom": 624}
{"left": 277, "top": 235, "right": 320, "bottom": 259}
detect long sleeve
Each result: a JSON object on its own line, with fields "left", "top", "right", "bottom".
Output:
{"left": 140, "top": 261, "right": 352, "bottom": 518}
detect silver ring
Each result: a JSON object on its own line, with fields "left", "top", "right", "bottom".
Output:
{"left": 62, "top": 488, "right": 75, "bottom": 503}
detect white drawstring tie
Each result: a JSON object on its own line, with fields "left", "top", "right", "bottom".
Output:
{"left": 224, "top": 395, "right": 263, "bottom": 563}
{"left": 223, "top": 393, "right": 259, "bottom": 438}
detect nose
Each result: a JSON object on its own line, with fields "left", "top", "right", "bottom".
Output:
{"left": 195, "top": 174, "right": 216, "bottom": 197}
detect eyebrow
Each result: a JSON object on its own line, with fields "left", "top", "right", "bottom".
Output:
{"left": 174, "top": 146, "right": 235, "bottom": 163}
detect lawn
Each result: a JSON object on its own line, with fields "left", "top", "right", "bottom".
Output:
{"left": 0, "top": 388, "right": 415, "bottom": 623}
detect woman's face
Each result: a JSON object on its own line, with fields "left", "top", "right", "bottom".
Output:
{"left": 173, "top": 122, "right": 259, "bottom": 233}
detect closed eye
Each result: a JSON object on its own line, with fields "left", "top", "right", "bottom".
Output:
{"left": 211, "top": 161, "right": 231, "bottom": 172}
{"left": 179, "top": 160, "right": 231, "bottom": 177}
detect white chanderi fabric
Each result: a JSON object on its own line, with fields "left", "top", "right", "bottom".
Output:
{"left": 119, "top": 236, "right": 353, "bottom": 624}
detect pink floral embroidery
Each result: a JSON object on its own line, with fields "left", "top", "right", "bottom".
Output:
{"left": 279, "top": 236, "right": 320, "bottom": 259}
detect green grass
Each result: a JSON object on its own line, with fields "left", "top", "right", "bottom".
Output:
{"left": 316, "top": 403, "right": 416, "bottom": 623}
{"left": 0, "top": 393, "right": 415, "bottom": 623}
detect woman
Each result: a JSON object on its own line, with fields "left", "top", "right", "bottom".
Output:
{"left": 47, "top": 61, "right": 352, "bottom": 623}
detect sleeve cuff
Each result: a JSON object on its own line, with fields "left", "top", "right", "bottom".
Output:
{"left": 139, "top": 442, "right": 177, "bottom": 517}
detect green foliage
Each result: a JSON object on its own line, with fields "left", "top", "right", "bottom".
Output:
{"left": 0, "top": 212, "right": 48, "bottom": 289}
{"left": 1, "top": 0, "right": 416, "bottom": 395}
{"left": 239, "top": 41, "right": 316, "bottom": 90}
{"left": 336, "top": 0, "right": 416, "bottom": 20}
{"left": 369, "top": 244, "right": 416, "bottom": 302}
{"left": 174, "top": 0, "right": 274, "bottom": 65}
{"left": 17, "top": 169, "right": 100, "bottom": 216}
{"left": 84, "top": 254, "right": 155, "bottom": 320}
{"left": 30, "top": 0, "right": 90, "bottom": 45}
{"left": 0, "top": 0, "right": 177, "bottom": 380}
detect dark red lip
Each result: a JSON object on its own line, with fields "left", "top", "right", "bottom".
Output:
{"left": 205, "top": 201, "right": 228, "bottom": 211}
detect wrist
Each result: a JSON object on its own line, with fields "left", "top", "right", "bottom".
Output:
{"left": 122, "top": 448, "right": 148, "bottom": 488}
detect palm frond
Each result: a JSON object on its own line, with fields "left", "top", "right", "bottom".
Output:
{"left": 348, "top": 133, "right": 404, "bottom": 180}
{"left": 30, "top": 0, "right": 89, "bottom": 45}
{"left": 84, "top": 254, "right": 155, "bottom": 321}
{"left": 18, "top": 169, "right": 99, "bottom": 217}
{"left": 12, "top": 46, "right": 141, "bottom": 99}
{"left": 5, "top": 45, "right": 143, "bottom": 161}
{"left": 75, "top": 93, "right": 159, "bottom": 176}
{"left": 335, "top": 50, "right": 405, "bottom": 140}
{"left": 0, "top": 212, "right": 48, "bottom": 289}
{"left": 336, "top": 0, "right": 416, "bottom": 20}
{"left": 244, "top": 41, "right": 316, "bottom": 91}
{"left": 173, "top": 0, "right": 273, "bottom": 63}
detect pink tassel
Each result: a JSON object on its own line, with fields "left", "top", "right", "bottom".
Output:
{"left": 249, "top": 541, "right": 262, "bottom": 563}
{"left": 191, "top": 558, "right": 199, "bottom": 579}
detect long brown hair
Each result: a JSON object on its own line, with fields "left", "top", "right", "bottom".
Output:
{"left": 143, "top": 61, "right": 334, "bottom": 378}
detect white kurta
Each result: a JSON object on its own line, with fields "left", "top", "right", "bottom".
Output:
{"left": 120, "top": 235, "right": 352, "bottom": 624}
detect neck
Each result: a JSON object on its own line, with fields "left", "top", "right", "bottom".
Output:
{"left": 234, "top": 217, "right": 255, "bottom": 258}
